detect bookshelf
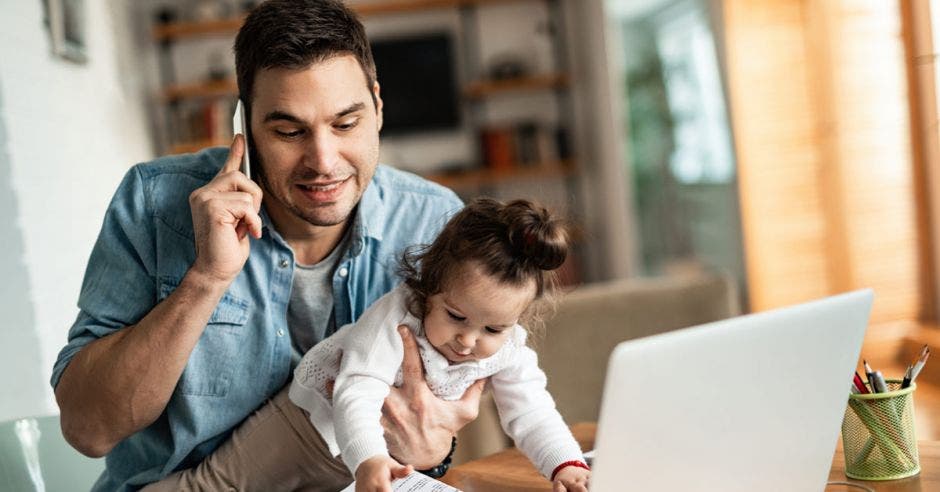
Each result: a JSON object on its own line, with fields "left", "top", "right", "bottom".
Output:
{"left": 151, "top": 0, "right": 578, "bottom": 192}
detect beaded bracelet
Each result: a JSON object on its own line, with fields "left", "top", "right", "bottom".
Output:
{"left": 550, "top": 460, "right": 591, "bottom": 481}
{"left": 416, "top": 437, "right": 457, "bottom": 479}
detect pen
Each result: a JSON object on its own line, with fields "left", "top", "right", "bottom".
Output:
{"left": 853, "top": 372, "right": 870, "bottom": 394}
{"left": 871, "top": 370, "right": 888, "bottom": 393}
{"left": 863, "top": 360, "right": 876, "bottom": 391}
{"left": 910, "top": 347, "right": 931, "bottom": 384}
{"left": 901, "top": 365, "right": 914, "bottom": 389}
{"left": 901, "top": 345, "right": 928, "bottom": 389}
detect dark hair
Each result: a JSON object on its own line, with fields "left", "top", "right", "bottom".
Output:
{"left": 234, "top": 0, "right": 377, "bottom": 107}
{"left": 400, "top": 198, "right": 569, "bottom": 327}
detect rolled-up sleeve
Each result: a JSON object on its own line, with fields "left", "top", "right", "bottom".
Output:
{"left": 51, "top": 165, "right": 158, "bottom": 389}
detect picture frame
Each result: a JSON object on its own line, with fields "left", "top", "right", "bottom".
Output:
{"left": 44, "top": 0, "right": 87, "bottom": 63}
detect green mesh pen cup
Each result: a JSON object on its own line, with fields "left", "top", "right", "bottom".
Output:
{"left": 841, "top": 380, "right": 919, "bottom": 480}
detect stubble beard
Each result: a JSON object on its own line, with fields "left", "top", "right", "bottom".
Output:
{"left": 255, "top": 156, "right": 356, "bottom": 228}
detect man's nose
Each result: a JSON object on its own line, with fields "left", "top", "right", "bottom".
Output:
{"left": 303, "top": 131, "right": 340, "bottom": 174}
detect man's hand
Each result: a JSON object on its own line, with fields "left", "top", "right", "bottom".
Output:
{"left": 189, "top": 135, "right": 263, "bottom": 285}
{"left": 355, "top": 455, "right": 413, "bottom": 492}
{"left": 381, "top": 325, "right": 486, "bottom": 469}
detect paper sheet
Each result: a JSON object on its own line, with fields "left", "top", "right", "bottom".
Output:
{"left": 340, "top": 472, "right": 461, "bottom": 492}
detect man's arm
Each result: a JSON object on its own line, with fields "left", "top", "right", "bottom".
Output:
{"left": 380, "top": 326, "right": 485, "bottom": 469}
{"left": 55, "top": 137, "right": 263, "bottom": 457}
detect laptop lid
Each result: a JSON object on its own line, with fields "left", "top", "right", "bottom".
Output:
{"left": 590, "top": 290, "right": 873, "bottom": 491}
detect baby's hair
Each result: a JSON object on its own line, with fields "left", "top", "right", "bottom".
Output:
{"left": 399, "top": 197, "right": 569, "bottom": 331}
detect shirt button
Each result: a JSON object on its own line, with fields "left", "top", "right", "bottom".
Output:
{"left": 279, "top": 259, "right": 289, "bottom": 268}
{"left": 276, "top": 329, "right": 285, "bottom": 337}
{"left": 338, "top": 267, "right": 348, "bottom": 277}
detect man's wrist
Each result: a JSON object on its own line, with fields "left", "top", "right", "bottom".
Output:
{"left": 181, "top": 266, "right": 233, "bottom": 298}
{"left": 416, "top": 436, "right": 457, "bottom": 478}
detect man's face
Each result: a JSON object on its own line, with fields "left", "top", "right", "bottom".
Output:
{"left": 250, "top": 55, "right": 383, "bottom": 230}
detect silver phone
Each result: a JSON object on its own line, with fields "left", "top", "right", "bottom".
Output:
{"left": 233, "top": 99, "right": 252, "bottom": 179}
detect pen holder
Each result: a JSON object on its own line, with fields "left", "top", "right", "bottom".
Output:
{"left": 841, "top": 380, "right": 919, "bottom": 480}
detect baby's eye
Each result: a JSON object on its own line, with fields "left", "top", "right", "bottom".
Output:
{"left": 446, "top": 310, "right": 466, "bottom": 322}
{"left": 485, "top": 327, "right": 507, "bottom": 334}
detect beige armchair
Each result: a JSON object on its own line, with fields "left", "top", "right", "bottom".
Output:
{"left": 453, "top": 273, "right": 741, "bottom": 464}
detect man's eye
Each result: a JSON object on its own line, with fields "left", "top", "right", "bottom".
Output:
{"left": 335, "top": 118, "right": 360, "bottom": 131}
{"left": 446, "top": 310, "right": 466, "bottom": 322}
{"left": 276, "top": 129, "right": 303, "bottom": 138}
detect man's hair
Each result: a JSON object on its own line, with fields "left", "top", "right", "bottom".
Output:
{"left": 234, "top": 0, "right": 377, "bottom": 107}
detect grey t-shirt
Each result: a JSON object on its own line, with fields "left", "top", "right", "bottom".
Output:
{"left": 288, "top": 233, "right": 349, "bottom": 366}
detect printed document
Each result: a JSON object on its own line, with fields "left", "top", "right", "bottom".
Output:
{"left": 339, "top": 472, "right": 461, "bottom": 492}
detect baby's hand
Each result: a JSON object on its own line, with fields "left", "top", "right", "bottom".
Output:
{"left": 355, "top": 455, "right": 413, "bottom": 492}
{"left": 552, "top": 465, "right": 590, "bottom": 492}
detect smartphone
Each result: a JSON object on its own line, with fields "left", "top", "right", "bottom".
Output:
{"left": 233, "top": 99, "right": 252, "bottom": 179}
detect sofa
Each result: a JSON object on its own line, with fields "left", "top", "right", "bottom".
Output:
{"left": 453, "top": 273, "right": 741, "bottom": 464}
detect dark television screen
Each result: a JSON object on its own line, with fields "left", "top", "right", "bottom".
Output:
{"left": 370, "top": 33, "right": 460, "bottom": 135}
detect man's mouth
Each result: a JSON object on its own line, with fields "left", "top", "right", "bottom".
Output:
{"left": 297, "top": 180, "right": 345, "bottom": 192}
{"left": 295, "top": 177, "right": 350, "bottom": 201}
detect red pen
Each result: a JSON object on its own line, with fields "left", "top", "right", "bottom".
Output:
{"left": 853, "top": 372, "right": 870, "bottom": 394}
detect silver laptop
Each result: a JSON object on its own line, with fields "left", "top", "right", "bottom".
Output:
{"left": 590, "top": 290, "right": 873, "bottom": 491}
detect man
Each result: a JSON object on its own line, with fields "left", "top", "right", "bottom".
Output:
{"left": 51, "top": 1, "right": 482, "bottom": 490}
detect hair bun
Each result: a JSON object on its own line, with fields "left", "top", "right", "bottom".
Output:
{"left": 503, "top": 200, "right": 568, "bottom": 271}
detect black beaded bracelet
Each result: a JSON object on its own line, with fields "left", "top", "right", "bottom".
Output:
{"left": 416, "top": 437, "right": 457, "bottom": 478}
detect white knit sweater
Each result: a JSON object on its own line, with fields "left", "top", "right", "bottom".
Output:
{"left": 288, "top": 284, "right": 584, "bottom": 478}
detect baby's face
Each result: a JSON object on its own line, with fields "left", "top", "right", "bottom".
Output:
{"left": 424, "top": 262, "right": 536, "bottom": 364}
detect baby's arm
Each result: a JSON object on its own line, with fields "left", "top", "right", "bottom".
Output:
{"left": 354, "top": 456, "right": 414, "bottom": 492}
{"left": 329, "top": 290, "right": 411, "bottom": 485}
{"left": 490, "top": 342, "right": 589, "bottom": 486}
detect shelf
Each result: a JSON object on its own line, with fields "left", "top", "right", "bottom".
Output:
{"left": 168, "top": 139, "right": 229, "bottom": 155}
{"left": 463, "top": 73, "right": 569, "bottom": 99}
{"left": 424, "top": 160, "right": 575, "bottom": 189}
{"left": 153, "top": 17, "right": 245, "bottom": 41}
{"left": 159, "top": 73, "right": 566, "bottom": 103}
{"left": 163, "top": 79, "right": 237, "bottom": 102}
{"left": 355, "top": 0, "right": 532, "bottom": 15}
{"left": 152, "top": 0, "right": 536, "bottom": 41}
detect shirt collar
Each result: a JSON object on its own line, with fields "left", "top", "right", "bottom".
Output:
{"left": 355, "top": 174, "right": 385, "bottom": 242}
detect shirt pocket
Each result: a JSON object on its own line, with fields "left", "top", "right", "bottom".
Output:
{"left": 159, "top": 277, "right": 251, "bottom": 397}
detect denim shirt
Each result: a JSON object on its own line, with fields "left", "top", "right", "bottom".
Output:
{"left": 50, "top": 147, "right": 462, "bottom": 491}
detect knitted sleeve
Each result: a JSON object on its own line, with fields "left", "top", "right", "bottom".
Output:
{"left": 490, "top": 341, "right": 585, "bottom": 478}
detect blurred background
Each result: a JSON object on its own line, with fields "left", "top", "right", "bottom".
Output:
{"left": 1, "top": 0, "right": 938, "bottom": 427}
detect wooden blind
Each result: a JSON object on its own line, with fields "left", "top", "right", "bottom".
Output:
{"left": 722, "top": 0, "right": 921, "bottom": 323}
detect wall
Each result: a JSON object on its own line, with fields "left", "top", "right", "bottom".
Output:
{"left": 0, "top": 0, "right": 153, "bottom": 420}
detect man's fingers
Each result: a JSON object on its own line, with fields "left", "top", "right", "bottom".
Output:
{"left": 453, "top": 378, "right": 485, "bottom": 423}
{"left": 220, "top": 134, "right": 245, "bottom": 175}
{"left": 398, "top": 325, "right": 425, "bottom": 383}
{"left": 460, "top": 378, "right": 486, "bottom": 404}
{"left": 213, "top": 197, "right": 263, "bottom": 239}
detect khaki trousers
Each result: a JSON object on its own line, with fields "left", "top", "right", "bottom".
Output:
{"left": 143, "top": 385, "right": 353, "bottom": 492}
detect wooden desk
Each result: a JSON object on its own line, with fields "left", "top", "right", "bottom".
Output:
{"left": 441, "top": 423, "right": 940, "bottom": 491}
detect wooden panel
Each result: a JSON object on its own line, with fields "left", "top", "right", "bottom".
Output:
{"left": 814, "top": 0, "right": 919, "bottom": 323}
{"left": 722, "top": 0, "right": 830, "bottom": 310}
{"left": 902, "top": 0, "right": 940, "bottom": 321}
{"left": 723, "top": 0, "right": 921, "bottom": 322}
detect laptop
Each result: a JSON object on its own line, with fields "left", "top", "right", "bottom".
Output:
{"left": 589, "top": 289, "right": 873, "bottom": 491}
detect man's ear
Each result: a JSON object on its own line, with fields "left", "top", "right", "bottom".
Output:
{"left": 373, "top": 81, "right": 384, "bottom": 132}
